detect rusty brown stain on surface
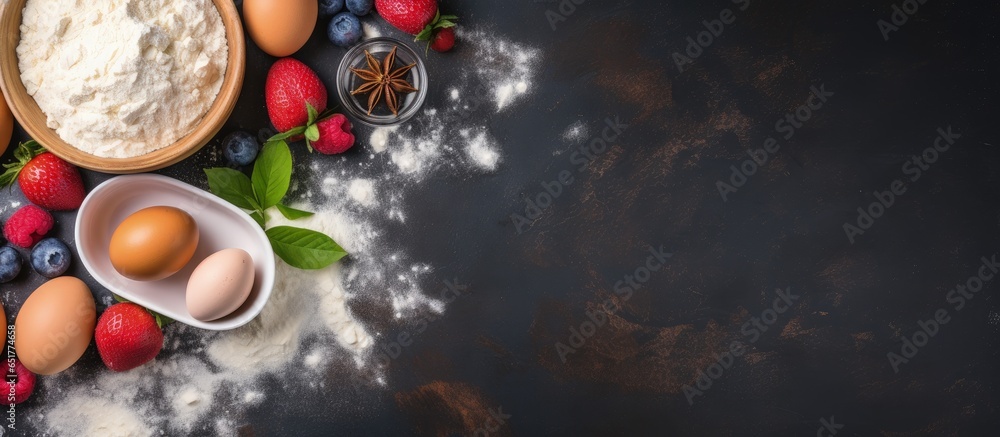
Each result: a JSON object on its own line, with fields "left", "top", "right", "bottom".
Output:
{"left": 395, "top": 381, "right": 510, "bottom": 437}
{"left": 530, "top": 299, "right": 728, "bottom": 394}
{"left": 742, "top": 351, "right": 771, "bottom": 365}
{"left": 780, "top": 316, "right": 815, "bottom": 339}
{"left": 818, "top": 253, "right": 876, "bottom": 307}
{"left": 851, "top": 331, "right": 874, "bottom": 351}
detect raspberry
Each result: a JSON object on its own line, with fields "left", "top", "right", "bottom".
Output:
{"left": 311, "top": 114, "right": 355, "bottom": 155}
{"left": 7, "top": 359, "right": 36, "bottom": 404}
{"left": 4, "top": 205, "right": 53, "bottom": 248}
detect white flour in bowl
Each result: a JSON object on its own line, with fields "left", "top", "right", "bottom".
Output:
{"left": 17, "top": 0, "right": 228, "bottom": 158}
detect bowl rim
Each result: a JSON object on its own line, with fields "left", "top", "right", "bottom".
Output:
{"left": 0, "top": 0, "right": 246, "bottom": 174}
{"left": 74, "top": 174, "right": 276, "bottom": 331}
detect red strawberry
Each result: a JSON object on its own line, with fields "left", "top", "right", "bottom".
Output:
{"left": 265, "top": 58, "right": 328, "bottom": 133}
{"left": 7, "top": 359, "right": 36, "bottom": 404}
{"left": 375, "top": 0, "right": 438, "bottom": 34}
{"left": 376, "top": 0, "right": 457, "bottom": 47}
{"left": 430, "top": 27, "right": 455, "bottom": 52}
{"left": 310, "top": 114, "right": 355, "bottom": 155}
{"left": 95, "top": 303, "right": 164, "bottom": 372}
{"left": 0, "top": 141, "right": 85, "bottom": 211}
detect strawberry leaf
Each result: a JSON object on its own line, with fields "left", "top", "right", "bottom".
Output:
{"left": 153, "top": 312, "right": 174, "bottom": 329}
{"left": 112, "top": 294, "right": 129, "bottom": 303}
{"left": 268, "top": 127, "right": 307, "bottom": 143}
{"left": 306, "top": 102, "right": 319, "bottom": 126}
{"left": 0, "top": 141, "right": 45, "bottom": 189}
{"left": 305, "top": 124, "right": 320, "bottom": 142}
{"left": 415, "top": 25, "right": 434, "bottom": 42}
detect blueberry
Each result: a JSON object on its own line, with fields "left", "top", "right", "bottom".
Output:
{"left": 328, "top": 12, "right": 362, "bottom": 48}
{"left": 0, "top": 246, "right": 22, "bottom": 283}
{"left": 319, "top": 0, "right": 345, "bottom": 16}
{"left": 346, "top": 0, "right": 373, "bottom": 16}
{"left": 223, "top": 131, "right": 260, "bottom": 166}
{"left": 31, "top": 238, "right": 71, "bottom": 278}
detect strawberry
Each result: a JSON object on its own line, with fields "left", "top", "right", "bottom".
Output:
{"left": 375, "top": 0, "right": 438, "bottom": 34}
{"left": 311, "top": 114, "right": 355, "bottom": 155}
{"left": 376, "top": 0, "right": 457, "bottom": 48}
{"left": 95, "top": 302, "right": 164, "bottom": 372}
{"left": 430, "top": 27, "right": 455, "bottom": 52}
{"left": 265, "top": 58, "right": 328, "bottom": 133}
{"left": 0, "top": 141, "right": 85, "bottom": 211}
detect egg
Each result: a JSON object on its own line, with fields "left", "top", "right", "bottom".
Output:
{"left": 243, "top": 0, "right": 317, "bottom": 57}
{"left": 186, "top": 248, "right": 255, "bottom": 321}
{"left": 14, "top": 277, "right": 96, "bottom": 375}
{"left": 109, "top": 206, "right": 199, "bottom": 281}
{"left": 0, "top": 92, "right": 13, "bottom": 157}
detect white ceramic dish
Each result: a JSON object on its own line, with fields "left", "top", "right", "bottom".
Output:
{"left": 75, "top": 174, "right": 275, "bottom": 330}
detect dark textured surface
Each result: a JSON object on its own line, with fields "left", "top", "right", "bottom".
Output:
{"left": 5, "top": 0, "right": 1000, "bottom": 435}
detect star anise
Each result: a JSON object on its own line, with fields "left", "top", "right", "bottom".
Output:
{"left": 350, "top": 47, "right": 417, "bottom": 116}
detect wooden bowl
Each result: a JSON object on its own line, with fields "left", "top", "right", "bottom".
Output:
{"left": 0, "top": 0, "right": 245, "bottom": 174}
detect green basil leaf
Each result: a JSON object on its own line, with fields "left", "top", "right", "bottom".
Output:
{"left": 243, "top": 194, "right": 263, "bottom": 212}
{"left": 252, "top": 140, "right": 292, "bottom": 209}
{"left": 276, "top": 204, "right": 314, "bottom": 220}
{"left": 205, "top": 168, "right": 255, "bottom": 210}
{"left": 250, "top": 210, "right": 266, "bottom": 229}
{"left": 265, "top": 226, "right": 347, "bottom": 269}
{"left": 305, "top": 124, "right": 320, "bottom": 142}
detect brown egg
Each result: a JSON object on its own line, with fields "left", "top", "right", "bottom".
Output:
{"left": 109, "top": 206, "right": 199, "bottom": 281}
{"left": 0, "top": 91, "right": 13, "bottom": 157}
{"left": 14, "top": 277, "right": 96, "bottom": 375}
{"left": 243, "top": 0, "right": 317, "bottom": 57}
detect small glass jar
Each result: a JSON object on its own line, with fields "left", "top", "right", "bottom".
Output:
{"left": 336, "top": 37, "right": 428, "bottom": 127}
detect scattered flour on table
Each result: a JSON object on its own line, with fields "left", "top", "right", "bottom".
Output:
{"left": 462, "top": 129, "right": 501, "bottom": 171}
{"left": 35, "top": 27, "right": 541, "bottom": 436}
{"left": 42, "top": 392, "right": 152, "bottom": 437}
{"left": 348, "top": 179, "right": 377, "bottom": 207}
{"left": 563, "top": 121, "right": 590, "bottom": 143}
{"left": 372, "top": 29, "right": 540, "bottom": 179}
{"left": 363, "top": 22, "right": 382, "bottom": 40}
